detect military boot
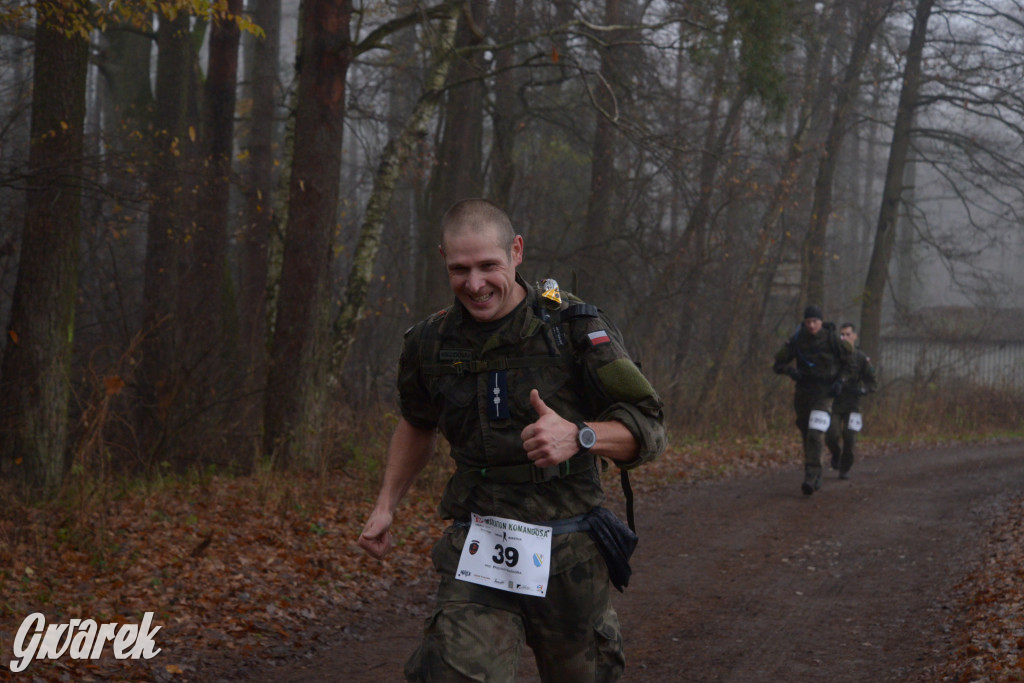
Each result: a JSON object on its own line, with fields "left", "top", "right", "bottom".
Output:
{"left": 801, "top": 469, "right": 822, "bottom": 496}
{"left": 839, "top": 449, "right": 854, "bottom": 479}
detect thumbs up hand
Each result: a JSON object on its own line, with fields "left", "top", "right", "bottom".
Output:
{"left": 530, "top": 388, "right": 554, "bottom": 418}
{"left": 521, "top": 389, "right": 578, "bottom": 468}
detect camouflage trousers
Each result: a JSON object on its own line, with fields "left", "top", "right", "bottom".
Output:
{"left": 405, "top": 528, "right": 624, "bottom": 682}
{"left": 793, "top": 388, "right": 834, "bottom": 482}
{"left": 825, "top": 410, "right": 857, "bottom": 473}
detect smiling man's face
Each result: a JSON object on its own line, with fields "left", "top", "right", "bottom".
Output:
{"left": 442, "top": 223, "right": 525, "bottom": 323}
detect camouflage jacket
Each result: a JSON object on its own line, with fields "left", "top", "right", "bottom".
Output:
{"left": 773, "top": 322, "right": 856, "bottom": 389}
{"left": 398, "top": 274, "right": 666, "bottom": 525}
{"left": 832, "top": 347, "right": 878, "bottom": 413}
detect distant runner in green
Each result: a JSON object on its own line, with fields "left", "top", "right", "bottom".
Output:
{"left": 773, "top": 305, "right": 855, "bottom": 495}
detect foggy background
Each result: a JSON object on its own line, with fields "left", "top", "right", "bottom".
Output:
{"left": 1, "top": 0, "right": 1022, "bottom": 489}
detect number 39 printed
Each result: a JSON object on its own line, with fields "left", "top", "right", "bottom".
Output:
{"left": 492, "top": 544, "right": 519, "bottom": 567}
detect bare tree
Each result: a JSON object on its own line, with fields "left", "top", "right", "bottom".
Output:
{"left": 860, "top": 0, "right": 935, "bottom": 359}
{"left": 0, "top": 2, "right": 89, "bottom": 491}
{"left": 583, "top": 0, "right": 623, "bottom": 250}
{"left": 331, "top": 1, "right": 462, "bottom": 374}
{"left": 173, "top": 0, "right": 244, "bottom": 443}
{"left": 236, "top": 0, "right": 283, "bottom": 467}
{"left": 694, "top": 0, "right": 830, "bottom": 422}
{"left": 490, "top": 0, "right": 520, "bottom": 207}
{"left": 418, "top": 0, "right": 489, "bottom": 318}
{"left": 801, "top": 0, "right": 894, "bottom": 308}
{"left": 263, "top": 0, "right": 354, "bottom": 470}
{"left": 137, "top": 14, "right": 196, "bottom": 461}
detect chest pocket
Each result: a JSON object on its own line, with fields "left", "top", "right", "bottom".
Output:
{"left": 419, "top": 306, "right": 584, "bottom": 431}
{"left": 508, "top": 363, "right": 571, "bottom": 422}
{"left": 428, "top": 373, "right": 475, "bottom": 406}
{"left": 426, "top": 373, "right": 476, "bottom": 440}
{"left": 424, "top": 354, "right": 576, "bottom": 435}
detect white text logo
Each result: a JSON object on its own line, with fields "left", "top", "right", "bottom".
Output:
{"left": 9, "top": 612, "right": 162, "bottom": 673}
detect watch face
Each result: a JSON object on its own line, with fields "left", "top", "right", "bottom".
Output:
{"left": 578, "top": 426, "right": 597, "bottom": 449}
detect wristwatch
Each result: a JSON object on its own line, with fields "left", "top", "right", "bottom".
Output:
{"left": 575, "top": 421, "right": 597, "bottom": 452}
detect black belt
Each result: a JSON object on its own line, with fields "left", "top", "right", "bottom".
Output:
{"left": 459, "top": 452, "right": 596, "bottom": 486}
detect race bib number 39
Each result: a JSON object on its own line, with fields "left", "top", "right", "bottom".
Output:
{"left": 456, "top": 513, "right": 553, "bottom": 597}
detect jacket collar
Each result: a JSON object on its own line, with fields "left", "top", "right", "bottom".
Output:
{"left": 441, "top": 273, "right": 540, "bottom": 348}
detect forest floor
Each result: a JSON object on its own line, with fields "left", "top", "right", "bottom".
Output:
{"left": 2, "top": 434, "right": 1024, "bottom": 681}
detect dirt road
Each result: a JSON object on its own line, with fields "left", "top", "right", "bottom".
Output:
{"left": 262, "top": 441, "right": 1024, "bottom": 682}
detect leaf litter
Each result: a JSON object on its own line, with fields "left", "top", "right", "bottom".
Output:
{"left": 0, "top": 435, "right": 1020, "bottom": 680}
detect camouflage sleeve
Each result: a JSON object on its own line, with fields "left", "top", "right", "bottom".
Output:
{"left": 570, "top": 308, "right": 667, "bottom": 470}
{"left": 773, "top": 339, "right": 795, "bottom": 368}
{"left": 397, "top": 321, "right": 439, "bottom": 431}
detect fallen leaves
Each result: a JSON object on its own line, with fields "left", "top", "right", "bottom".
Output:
{"left": 0, "top": 470, "right": 449, "bottom": 680}
{"left": 927, "top": 495, "right": 1024, "bottom": 681}
{"left": 1, "top": 434, "right": 1021, "bottom": 681}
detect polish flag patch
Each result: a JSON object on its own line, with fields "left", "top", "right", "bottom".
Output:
{"left": 587, "top": 330, "right": 611, "bottom": 346}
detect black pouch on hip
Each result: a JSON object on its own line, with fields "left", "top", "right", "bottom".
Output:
{"left": 585, "top": 506, "right": 638, "bottom": 592}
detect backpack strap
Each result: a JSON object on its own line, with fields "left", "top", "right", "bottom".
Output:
{"left": 789, "top": 327, "right": 814, "bottom": 368}
{"left": 562, "top": 303, "right": 599, "bottom": 322}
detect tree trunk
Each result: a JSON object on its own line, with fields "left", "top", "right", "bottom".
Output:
{"left": 802, "top": 0, "right": 892, "bottom": 308}
{"left": 490, "top": 0, "right": 519, "bottom": 208}
{"left": 893, "top": 147, "right": 918, "bottom": 318}
{"left": 0, "top": 6, "right": 89, "bottom": 492}
{"left": 197, "top": 0, "right": 242, "bottom": 332}
{"left": 418, "top": 0, "right": 489, "bottom": 318}
{"left": 138, "top": 14, "right": 194, "bottom": 461}
{"left": 98, "top": 23, "right": 154, "bottom": 149}
{"left": 237, "top": 0, "right": 283, "bottom": 467}
{"left": 859, "top": 0, "right": 935, "bottom": 360}
{"left": 661, "top": 39, "right": 747, "bottom": 413}
{"left": 384, "top": 0, "right": 423, "bottom": 314}
{"left": 263, "top": 0, "right": 352, "bottom": 471}
{"left": 583, "top": 0, "right": 621, "bottom": 250}
{"left": 178, "top": 0, "right": 243, "bottom": 441}
{"left": 693, "top": 4, "right": 830, "bottom": 420}
{"left": 331, "top": 2, "right": 461, "bottom": 374}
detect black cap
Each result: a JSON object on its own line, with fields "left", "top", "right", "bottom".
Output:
{"left": 803, "top": 305, "right": 823, "bottom": 321}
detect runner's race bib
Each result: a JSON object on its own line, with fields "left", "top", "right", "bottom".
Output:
{"left": 848, "top": 412, "right": 863, "bottom": 432}
{"left": 808, "top": 409, "right": 831, "bottom": 432}
{"left": 456, "top": 513, "right": 553, "bottom": 597}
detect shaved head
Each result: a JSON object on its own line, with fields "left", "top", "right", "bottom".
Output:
{"left": 439, "top": 198, "right": 525, "bottom": 322}
{"left": 440, "top": 198, "right": 516, "bottom": 254}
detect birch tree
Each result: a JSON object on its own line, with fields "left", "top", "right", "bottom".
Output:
{"left": 331, "top": 1, "right": 461, "bottom": 374}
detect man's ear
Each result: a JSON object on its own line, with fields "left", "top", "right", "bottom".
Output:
{"left": 510, "top": 234, "right": 524, "bottom": 267}
{"left": 438, "top": 243, "right": 445, "bottom": 258}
